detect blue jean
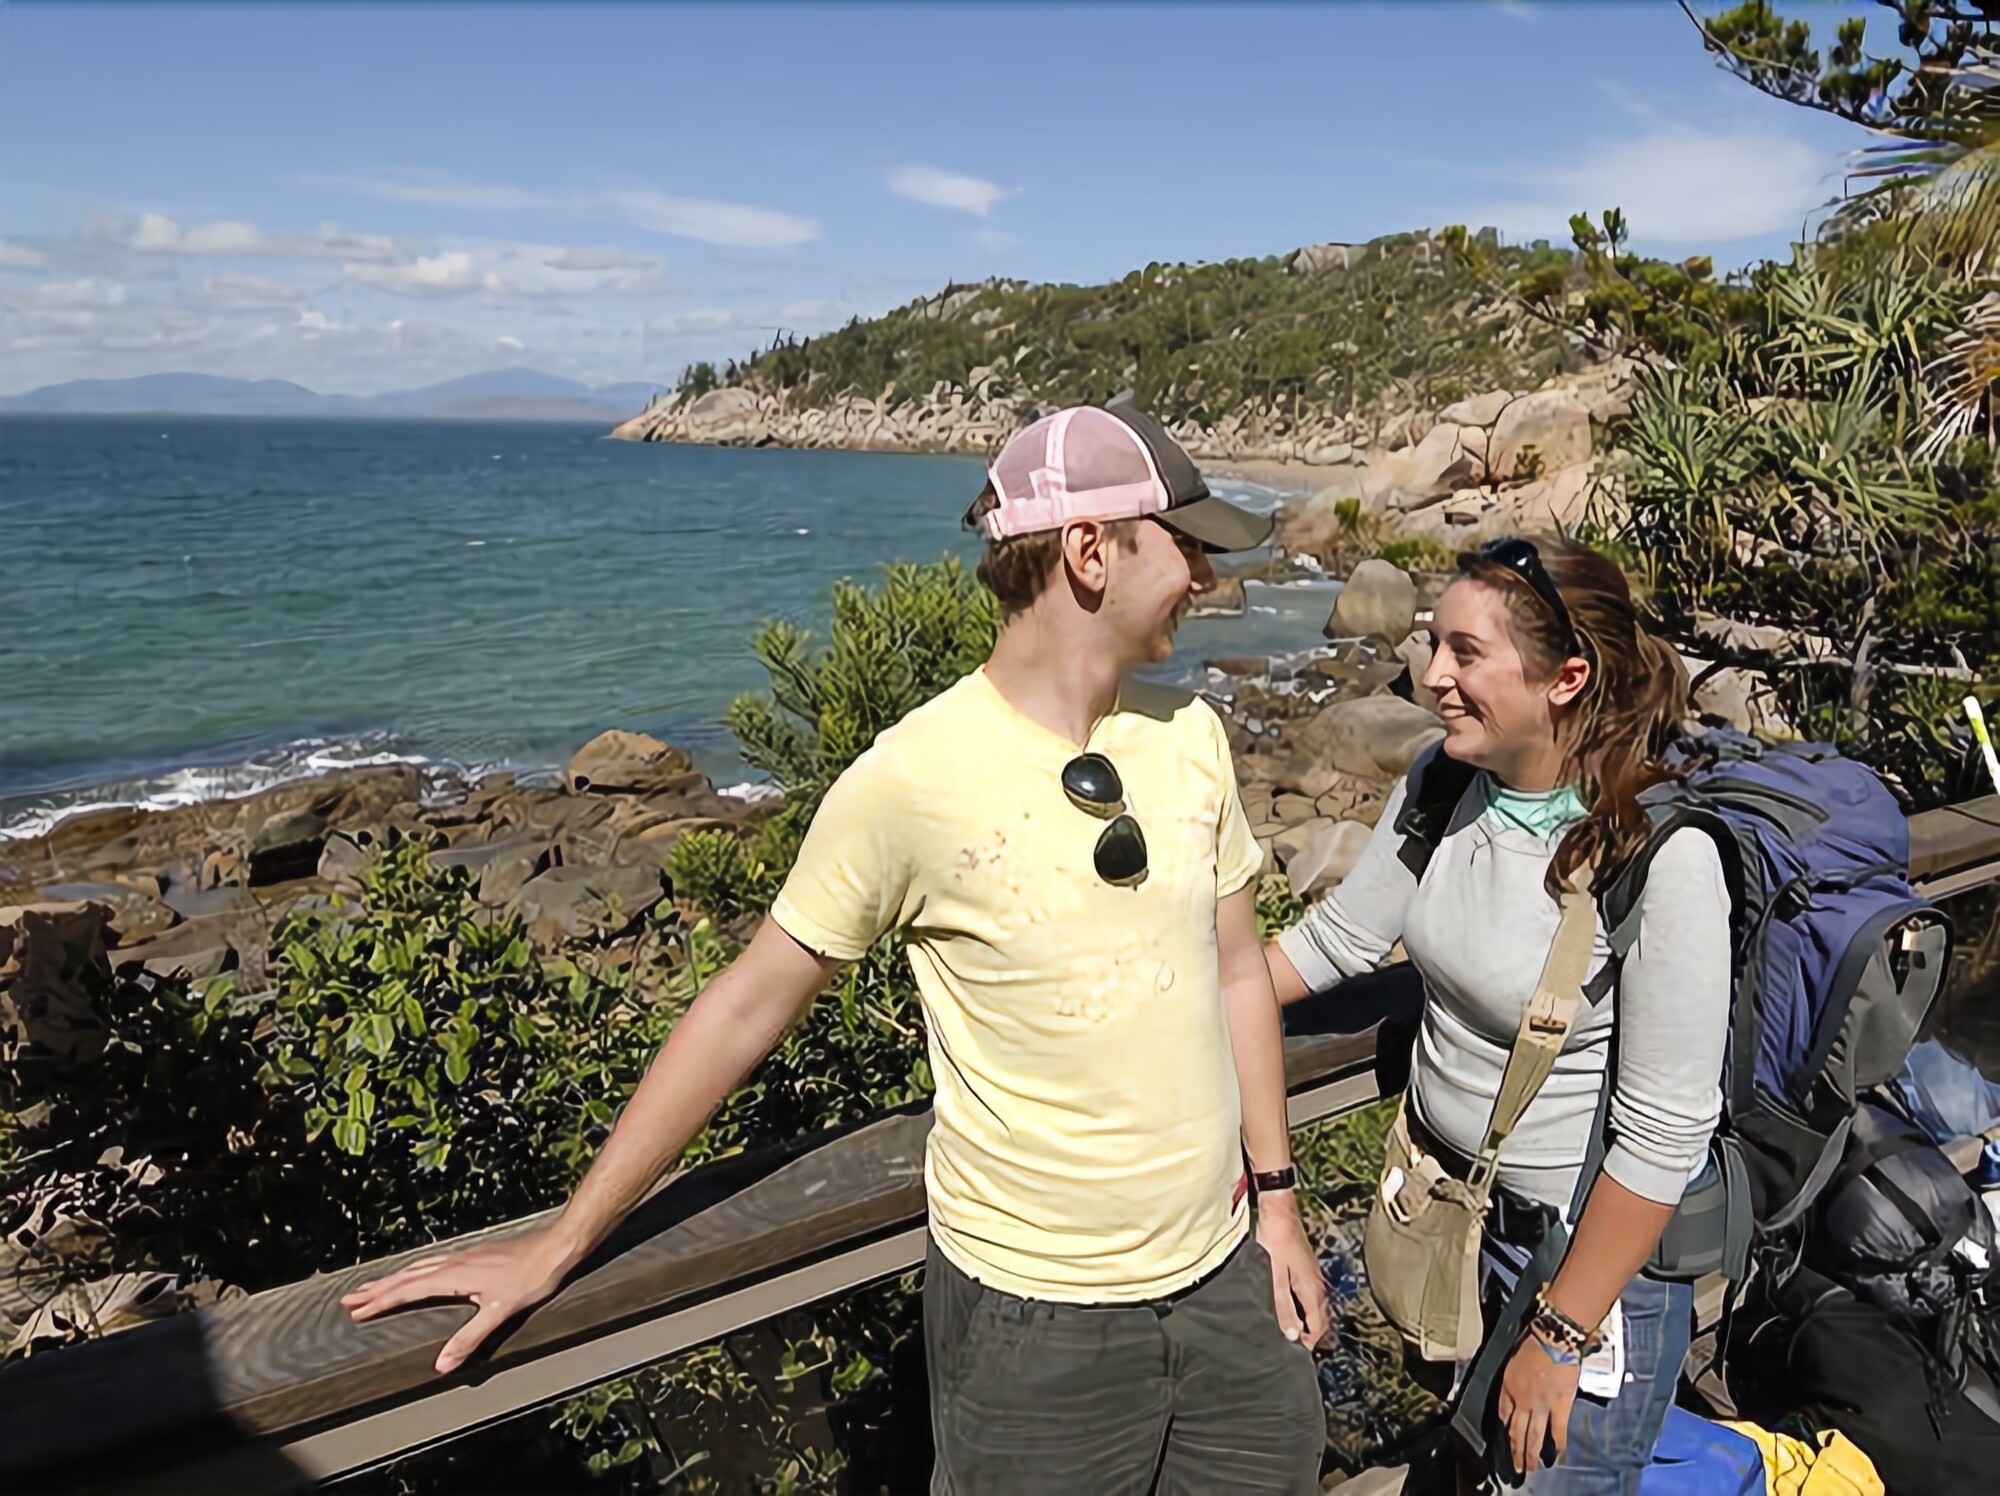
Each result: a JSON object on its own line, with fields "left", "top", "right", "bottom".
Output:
{"left": 1515, "top": 1274, "right": 1694, "bottom": 1494}
{"left": 1403, "top": 1271, "right": 1693, "bottom": 1495}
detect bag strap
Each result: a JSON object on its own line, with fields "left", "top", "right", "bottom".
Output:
{"left": 1394, "top": 745, "right": 1480, "bottom": 881}
{"left": 1467, "top": 864, "right": 1598, "bottom": 1197}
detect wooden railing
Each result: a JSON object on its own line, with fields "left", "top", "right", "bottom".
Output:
{"left": 4, "top": 795, "right": 1997, "bottom": 1495}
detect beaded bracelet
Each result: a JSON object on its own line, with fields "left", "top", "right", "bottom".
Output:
{"left": 1528, "top": 1287, "right": 1601, "bottom": 1356}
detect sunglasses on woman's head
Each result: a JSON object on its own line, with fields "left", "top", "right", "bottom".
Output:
{"left": 1061, "top": 752, "right": 1148, "bottom": 887}
{"left": 1469, "top": 538, "right": 1595, "bottom": 671}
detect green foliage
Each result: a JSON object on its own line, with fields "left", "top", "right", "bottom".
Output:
{"left": 1443, "top": 213, "right": 1762, "bottom": 370}
{"left": 1253, "top": 875, "right": 1308, "bottom": 944}
{"left": 1291, "top": 1103, "right": 1443, "bottom": 1472}
{"left": 1292, "top": 1097, "right": 1396, "bottom": 1212}
{"left": 674, "top": 555, "right": 998, "bottom": 915}
{"left": 0, "top": 951, "right": 288, "bottom": 1291}
{"left": 266, "top": 833, "right": 665, "bottom": 1260}
{"left": 1595, "top": 246, "right": 1999, "bottom": 802}
{"left": 1702, "top": 3, "right": 1993, "bottom": 147}
{"left": 1373, "top": 537, "right": 1455, "bottom": 575}
{"left": 683, "top": 234, "right": 1579, "bottom": 434}
{"left": 0, "top": 834, "right": 674, "bottom": 1300}
{"left": 1701, "top": 4, "right": 1999, "bottom": 265}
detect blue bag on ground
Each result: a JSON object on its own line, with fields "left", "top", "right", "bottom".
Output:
{"left": 1891, "top": 1037, "right": 2000, "bottom": 1145}
{"left": 1638, "top": 1407, "right": 1764, "bottom": 1495}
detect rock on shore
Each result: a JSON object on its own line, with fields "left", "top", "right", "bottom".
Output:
{"left": 1275, "top": 355, "right": 1639, "bottom": 564}
{"left": 0, "top": 731, "right": 772, "bottom": 988}
{"left": 612, "top": 374, "right": 1378, "bottom": 469}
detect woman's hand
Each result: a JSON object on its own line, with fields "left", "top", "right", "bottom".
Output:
{"left": 1496, "top": 1329, "right": 1581, "bottom": 1475}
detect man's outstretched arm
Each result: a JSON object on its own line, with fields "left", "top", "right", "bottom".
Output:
{"left": 1217, "top": 884, "right": 1331, "bottom": 1348}
{"left": 341, "top": 917, "right": 843, "bottom": 1372}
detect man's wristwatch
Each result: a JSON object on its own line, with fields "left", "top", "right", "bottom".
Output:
{"left": 1250, "top": 1165, "right": 1297, "bottom": 1196}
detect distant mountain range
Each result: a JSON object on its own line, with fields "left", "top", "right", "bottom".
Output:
{"left": 0, "top": 369, "right": 670, "bottom": 422}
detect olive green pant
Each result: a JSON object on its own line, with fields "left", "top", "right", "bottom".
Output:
{"left": 924, "top": 1234, "right": 1324, "bottom": 1495}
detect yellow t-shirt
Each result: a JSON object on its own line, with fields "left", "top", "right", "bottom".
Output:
{"left": 770, "top": 666, "right": 1265, "bottom": 1302}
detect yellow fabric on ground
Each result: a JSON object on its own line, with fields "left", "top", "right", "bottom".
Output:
{"left": 771, "top": 667, "right": 1263, "bottom": 1302}
{"left": 1722, "top": 1421, "right": 1884, "bottom": 1496}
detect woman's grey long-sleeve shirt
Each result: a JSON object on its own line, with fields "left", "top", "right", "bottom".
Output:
{"left": 1276, "top": 767, "right": 1733, "bottom": 1213}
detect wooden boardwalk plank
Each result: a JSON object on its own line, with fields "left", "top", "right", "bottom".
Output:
{"left": 1, "top": 1033, "right": 1382, "bottom": 1486}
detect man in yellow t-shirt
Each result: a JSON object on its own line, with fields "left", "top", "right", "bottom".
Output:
{"left": 344, "top": 405, "right": 1329, "bottom": 1494}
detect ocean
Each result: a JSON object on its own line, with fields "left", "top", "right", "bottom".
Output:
{"left": 2, "top": 416, "right": 1336, "bottom": 837}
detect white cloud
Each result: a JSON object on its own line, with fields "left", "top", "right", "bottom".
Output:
{"left": 605, "top": 190, "right": 820, "bottom": 248}
{"left": 492, "top": 243, "right": 665, "bottom": 296}
{"left": 1464, "top": 128, "right": 1832, "bottom": 245}
{"left": 310, "top": 173, "right": 556, "bottom": 210}
{"left": 888, "top": 165, "right": 1015, "bottom": 218}
{"left": 343, "top": 251, "right": 494, "bottom": 296}
{"left": 333, "top": 242, "right": 667, "bottom": 300}
{"left": 0, "top": 242, "right": 50, "bottom": 269}
{"left": 779, "top": 298, "right": 840, "bottom": 324}
{"left": 132, "top": 213, "right": 404, "bottom": 262}
{"left": 27, "top": 278, "right": 128, "bottom": 311}
{"left": 6, "top": 298, "right": 210, "bottom": 355}
{"left": 204, "top": 272, "right": 311, "bottom": 307}
{"left": 1593, "top": 80, "right": 1664, "bottom": 125}
{"left": 296, "top": 308, "right": 348, "bottom": 338}
{"left": 498, "top": 334, "right": 525, "bottom": 350}
{"left": 314, "top": 169, "right": 822, "bottom": 249}
{"left": 645, "top": 308, "right": 734, "bottom": 339}
{"left": 540, "top": 245, "right": 662, "bottom": 275}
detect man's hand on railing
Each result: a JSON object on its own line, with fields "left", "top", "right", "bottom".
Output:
{"left": 342, "top": 1228, "right": 574, "bottom": 1374}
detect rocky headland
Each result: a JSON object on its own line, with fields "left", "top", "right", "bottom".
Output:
{"left": 612, "top": 342, "right": 1642, "bottom": 572}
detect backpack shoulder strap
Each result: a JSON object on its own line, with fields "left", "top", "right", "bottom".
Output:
{"left": 1392, "top": 742, "right": 1480, "bottom": 881}
{"left": 1596, "top": 790, "right": 1745, "bottom": 961}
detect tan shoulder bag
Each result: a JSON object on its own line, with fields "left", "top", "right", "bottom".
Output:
{"left": 1362, "top": 868, "right": 1598, "bottom": 1362}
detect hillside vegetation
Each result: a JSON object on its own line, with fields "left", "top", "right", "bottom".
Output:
{"left": 673, "top": 231, "right": 1593, "bottom": 439}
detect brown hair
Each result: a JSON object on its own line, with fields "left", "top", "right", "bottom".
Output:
{"left": 965, "top": 480, "right": 1143, "bottom": 617}
{"left": 1458, "top": 535, "right": 1691, "bottom": 895}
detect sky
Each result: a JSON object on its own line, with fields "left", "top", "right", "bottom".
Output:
{"left": 0, "top": 1, "right": 1892, "bottom": 397}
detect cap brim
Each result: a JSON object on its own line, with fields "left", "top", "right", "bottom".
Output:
{"left": 1155, "top": 494, "right": 1274, "bottom": 553}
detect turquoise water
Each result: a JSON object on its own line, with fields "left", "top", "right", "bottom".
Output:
{"left": 2, "top": 416, "right": 1333, "bottom": 835}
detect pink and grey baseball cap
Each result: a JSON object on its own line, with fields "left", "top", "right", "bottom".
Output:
{"left": 968, "top": 404, "right": 1273, "bottom": 553}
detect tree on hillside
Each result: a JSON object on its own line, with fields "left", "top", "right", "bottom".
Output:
{"left": 667, "top": 234, "right": 1581, "bottom": 436}
{"left": 1696, "top": 2, "right": 1998, "bottom": 258}
{"left": 1566, "top": 2, "right": 2000, "bottom": 805}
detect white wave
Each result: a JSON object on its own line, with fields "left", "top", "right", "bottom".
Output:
{"left": 716, "top": 779, "right": 784, "bottom": 804}
{"left": 0, "top": 734, "right": 495, "bottom": 843}
{"left": 1249, "top": 575, "right": 1342, "bottom": 591}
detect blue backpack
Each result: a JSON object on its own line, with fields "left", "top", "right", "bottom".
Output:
{"left": 1396, "top": 729, "right": 1954, "bottom": 1282}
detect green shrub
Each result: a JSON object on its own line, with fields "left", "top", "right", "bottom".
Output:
{"left": 0, "top": 834, "right": 671, "bottom": 1303}
{"left": 1373, "top": 536, "right": 1454, "bottom": 574}
{"left": 1594, "top": 249, "right": 1998, "bottom": 803}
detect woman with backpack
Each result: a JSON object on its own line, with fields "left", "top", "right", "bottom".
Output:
{"left": 1267, "top": 536, "right": 1734, "bottom": 1491}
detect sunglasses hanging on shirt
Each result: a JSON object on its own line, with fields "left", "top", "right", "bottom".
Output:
{"left": 1061, "top": 752, "right": 1148, "bottom": 887}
